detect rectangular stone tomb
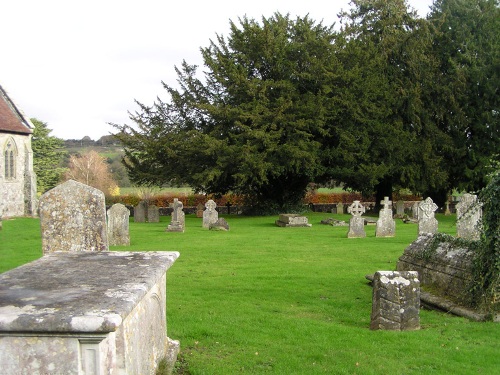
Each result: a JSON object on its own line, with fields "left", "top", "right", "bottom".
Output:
{"left": 0, "top": 251, "right": 179, "bottom": 375}
{"left": 275, "top": 214, "right": 312, "bottom": 227}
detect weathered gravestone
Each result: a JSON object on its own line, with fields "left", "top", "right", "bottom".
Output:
{"left": 376, "top": 196, "right": 396, "bottom": 237}
{"left": 395, "top": 200, "right": 405, "bottom": 218}
{"left": 456, "top": 193, "right": 482, "bottom": 241}
{"left": 370, "top": 271, "right": 420, "bottom": 331}
{"left": 336, "top": 202, "right": 344, "bottom": 215}
{"left": 412, "top": 201, "right": 419, "bottom": 219}
{"left": 275, "top": 214, "right": 312, "bottom": 227}
{"left": 39, "top": 180, "right": 108, "bottom": 253}
{"left": 134, "top": 200, "right": 147, "bottom": 222}
{"left": 209, "top": 217, "right": 230, "bottom": 231}
{"left": 203, "top": 199, "right": 218, "bottom": 228}
{"left": 196, "top": 202, "right": 205, "bottom": 218}
{"left": 107, "top": 203, "right": 130, "bottom": 246}
{"left": 167, "top": 198, "right": 185, "bottom": 232}
{"left": 347, "top": 200, "right": 366, "bottom": 238}
{"left": 418, "top": 197, "right": 438, "bottom": 235}
{"left": 148, "top": 204, "right": 160, "bottom": 223}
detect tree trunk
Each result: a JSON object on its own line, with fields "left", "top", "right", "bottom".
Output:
{"left": 374, "top": 176, "right": 393, "bottom": 213}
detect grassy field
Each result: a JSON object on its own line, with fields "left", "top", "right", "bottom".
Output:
{"left": 1, "top": 213, "right": 499, "bottom": 374}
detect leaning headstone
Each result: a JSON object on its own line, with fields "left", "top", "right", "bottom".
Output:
{"left": 203, "top": 199, "right": 218, "bottom": 228}
{"left": 107, "top": 203, "right": 130, "bottom": 246}
{"left": 134, "top": 200, "right": 147, "bottom": 222}
{"left": 395, "top": 200, "right": 405, "bottom": 218}
{"left": 275, "top": 214, "right": 312, "bottom": 227}
{"left": 167, "top": 198, "right": 185, "bottom": 232}
{"left": 147, "top": 204, "right": 160, "bottom": 223}
{"left": 39, "top": 180, "right": 109, "bottom": 254}
{"left": 456, "top": 193, "right": 482, "bottom": 240}
{"left": 347, "top": 200, "right": 366, "bottom": 238}
{"left": 196, "top": 202, "right": 205, "bottom": 218}
{"left": 336, "top": 202, "right": 344, "bottom": 215}
{"left": 376, "top": 196, "right": 395, "bottom": 237}
{"left": 370, "top": 271, "right": 420, "bottom": 331}
{"left": 209, "top": 218, "right": 230, "bottom": 231}
{"left": 418, "top": 197, "right": 438, "bottom": 235}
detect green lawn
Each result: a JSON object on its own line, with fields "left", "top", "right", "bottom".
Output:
{"left": 1, "top": 213, "right": 499, "bottom": 374}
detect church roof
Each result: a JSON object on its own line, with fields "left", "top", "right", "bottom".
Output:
{"left": 0, "top": 84, "right": 33, "bottom": 135}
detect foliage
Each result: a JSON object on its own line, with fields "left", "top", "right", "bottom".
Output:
{"left": 30, "top": 118, "right": 67, "bottom": 194}
{"left": 63, "top": 150, "right": 118, "bottom": 196}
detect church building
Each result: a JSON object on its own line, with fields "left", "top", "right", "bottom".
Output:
{"left": 0, "top": 84, "right": 37, "bottom": 218}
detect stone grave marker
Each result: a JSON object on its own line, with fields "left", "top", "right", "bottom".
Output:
{"left": 456, "top": 193, "right": 482, "bottom": 241}
{"left": 275, "top": 214, "right": 312, "bottom": 227}
{"left": 134, "top": 200, "right": 147, "bottom": 222}
{"left": 376, "top": 196, "right": 395, "bottom": 237}
{"left": 107, "top": 203, "right": 130, "bottom": 246}
{"left": 418, "top": 197, "right": 438, "bottom": 235}
{"left": 370, "top": 271, "right": 420, "bottom": 331}
{"left": 209, "top": 217, "right": 230, "bottom": 231}
{"left": 196, "top": 202, "right": 205, "bottom": 218}
{"left": 203, "top": 199, "right": 218, "bottom": 228}
{"left": 336, "top": 202, "right": 344, "bottom": 214}
{"left": 347, "top": 200, "right": 366, "bottom": 238}
{"left": 167, "top": 198, "right": 185, "bottom": 232}
{"left": 148, "top": 204, "right": 160, "bottom": 223}
{"left": 412, "top": 201, "right": 419, "bottom": 219}
{"left": 39, "top": 180, "right": 109, "bottom": 254}
{"left": 395, "top": 200, "right": 405, "bottom": 218}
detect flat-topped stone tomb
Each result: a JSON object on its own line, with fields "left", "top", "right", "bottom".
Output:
{"left": 0, "top": 251, "right": 179, "bottom": 375}
{"left": 275, "top": 214, "right": 312, "bottom": 227}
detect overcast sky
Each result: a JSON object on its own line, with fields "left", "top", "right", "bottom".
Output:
{"left": 1, "top": 0, "right": 434, "bottom": 140}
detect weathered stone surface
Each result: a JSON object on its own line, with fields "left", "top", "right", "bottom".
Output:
{"left": 370, "top": 271, "right": 420, "bottom": 331}
{"left": 396, "top": 233, "right": 475, "bottom": 306}
{"left": 148, "top": 204, "right": 160, "bottom": 223}
{"left": 196, "top": 202, "right": 205, "bottom": 218}
{"left": 209, "top": 218, "right": 230, "bottom": 231}
{"left": 0, "top": 251, "right": 179, "bottom": 374}
{"left": 376, "top": 197, "right": 396, "bottom": 237}
{"left": 395, "top": 200, "right": 405, "bottom": 218}
{"left": 107, "top": 203, "right": 130, "bottom": 246}
{"left": 456, "top": 193, "right": 482, "bottom": 241}
{"left": 203, "top": 200, "right": 218, "bottom": 228}
{"left": 39, "top": 180, "right": 108, "bottom": 254}
{"left": 347, "top": 201, "right": 366, "bottom": 238}
{"left": 418, "top": 197, "right": 438, "bottom": 235}
{"left": 275, "top": 214, "right": 312, "bottom": 227}
{"left": 167, "top": 198, "right": 185, "bottom": 232}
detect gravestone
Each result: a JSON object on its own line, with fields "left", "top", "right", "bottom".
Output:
{"left": 444, "top": 201, "right": 451, "bottom": 215}
{"left": 134, "top": 200, "right": 147, "bottom": 222}
{"left": 167, "top": 198, "right": 185, "bottom": 232}
{"left": 376, "top": 196, "right": 395, "bottom": 237}
{"left": 209, "top": 218, "right": 230, "bottom": 231}
{"left": 347, "top": 200, "right": 366, "bottom": 238}
{"left": 395, "top": 200, "right": 405, "bottom": 218}
{"left": 203, "top": 200, "right": 218, "bottom": 228}
{"left": 370, "top": 271, "right": 420, "bottom": 331}
{"left": 456, "top": 193, "right": 482, "bottom": 241}
{"left": 418, "top": 197, "right": 438, "bottom": 235}
{"left": 148, "top": 204, "right": 160, "bottom": 223}
{"left": 412, "top": 201, "right": 419, "bottom": 219}
{"left": 336, "top": 202, "right": 344, "bottom": 215}
{"left": 39, "top": 180, "right": 108, "bottom": 254}
{"left": 107, "top": 203, "right": 130, "bottom": 246}
{"left": 275, "top": 214, "right": 312, "bottom": 227}
{"left": 196, "top": 202, "right": 205, "bottom": 218}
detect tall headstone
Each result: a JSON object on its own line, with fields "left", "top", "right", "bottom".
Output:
{"left": 39, "top": 180, "right": 109, "bottom": 254}
{"left": 456, "top": 193, "right": 482, "bottom": 240}
{"left": 336, "top": 202, "right": 344, "bottom": 215}
{"left": 347, "top": 200, "right": 366, "bottom": 238}
{"left": 107, "top": 203, "right": 130, "bottom": 246}
{"left": 418, "top": 197, "right": 438, "bottom": 235}
{"left": 134, "top": 200, "right": 147, "bottom": 222}
{"left": 202, "top": 200, "right": 218, "bottom": 228}
{"left": 370, "top": 271, "right": 420, "bottom": 331}
{"left": 147, "top": 204, "right": 160, "bottom": 223}
{"left": 376, "top": 196, "right": 395, "bottom": 237}
{"left": 395, "top": 200, "right": 405, "bottom": 218}
{"left": 167, "top": 198, "right": 185, "bottom": 232}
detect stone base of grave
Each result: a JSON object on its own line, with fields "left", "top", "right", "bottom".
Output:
{"left": 275, "top": 214, "right": 312, "bottom": 227}
{"left": 209, "top": 218, "right": 230, "bottom": 231}
{"left": 0, "top": 251, "right": 179, "bottom": 374}
{"left": 166, "top": 223, "right": 185, "bottom": 232}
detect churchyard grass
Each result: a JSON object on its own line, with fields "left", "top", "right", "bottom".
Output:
{"left": 1, "top": 213, "right": 499, "bottom": 374}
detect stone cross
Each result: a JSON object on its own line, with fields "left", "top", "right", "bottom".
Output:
{"left": 203, "top": 199, "right": 218, "bottom": 228}
{"left": 347, "top": 200, "right": 366, "bottom": 238}
{"left": 418, "top": 197, "right": 438, "bottom": 235}
{"left": 381, "top": 196, "right": 392, "bottom": 211}
{"left": 376, "top": 196, "right": 395, "bottom": 237}
{"left": 166, "top": 198, "right": 185, "bottom": 232}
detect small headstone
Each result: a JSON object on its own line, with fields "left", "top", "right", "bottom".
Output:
{"left": 39, "top": 180, "right": 109, "bottom": 253}
{"left": 107, "top": 203, "right": 130, "bottom": 246}
{"left": 456, "top": 193, "right": 482, "bottom": 240}
{"left": 196, "top": 202, "right": 205, "bottom": 218}
{"left": 134, "top": 200, "right": 147, "bottom": 223}
{"left": 418, "top": 197, "right": 438, "bottom": 235}
{"left": 203, "top": 200, "right": 218, "bottom": 228}
{"left": 347, "top": 200, "right": 366, "bottom": 238}
{"left": 147, "top": 204, "right": 160, "bottom": 223}
{"left": 209, "top": 218, "right": 230, "bottom": 231}
{"left": 275, "top": 214, "right": 312, "bottom": 227}
{"left": 336, "top": 202, "right": 344, "bottom": 215}
{"left": 376, "top": 196, "right": 396, "bottom": 237}
{"left": 395, "top": 200, "right": 405, "bottom": 218}
{"left": 167, "top": 198, "right": 185, "bottom": 232}
{"left": 370, "top": 271, "right": 420, "bottom": 331}
{"left": 412, "top": 202, "right": 419, "bottom": 219}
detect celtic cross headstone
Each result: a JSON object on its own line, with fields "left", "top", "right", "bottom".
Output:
{"left": 418, "top": 197, "right": 438, "bottom": 235}
{"left": 347, "top": 200, "right": 366, "bottom": 238}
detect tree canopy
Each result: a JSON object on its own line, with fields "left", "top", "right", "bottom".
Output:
{"left": 113, "top": 1, "right": 499, "bottom": 212}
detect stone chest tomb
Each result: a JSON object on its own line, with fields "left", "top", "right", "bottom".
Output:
{"left": 0, "top": 251, "right": 179, "bottom": 374}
